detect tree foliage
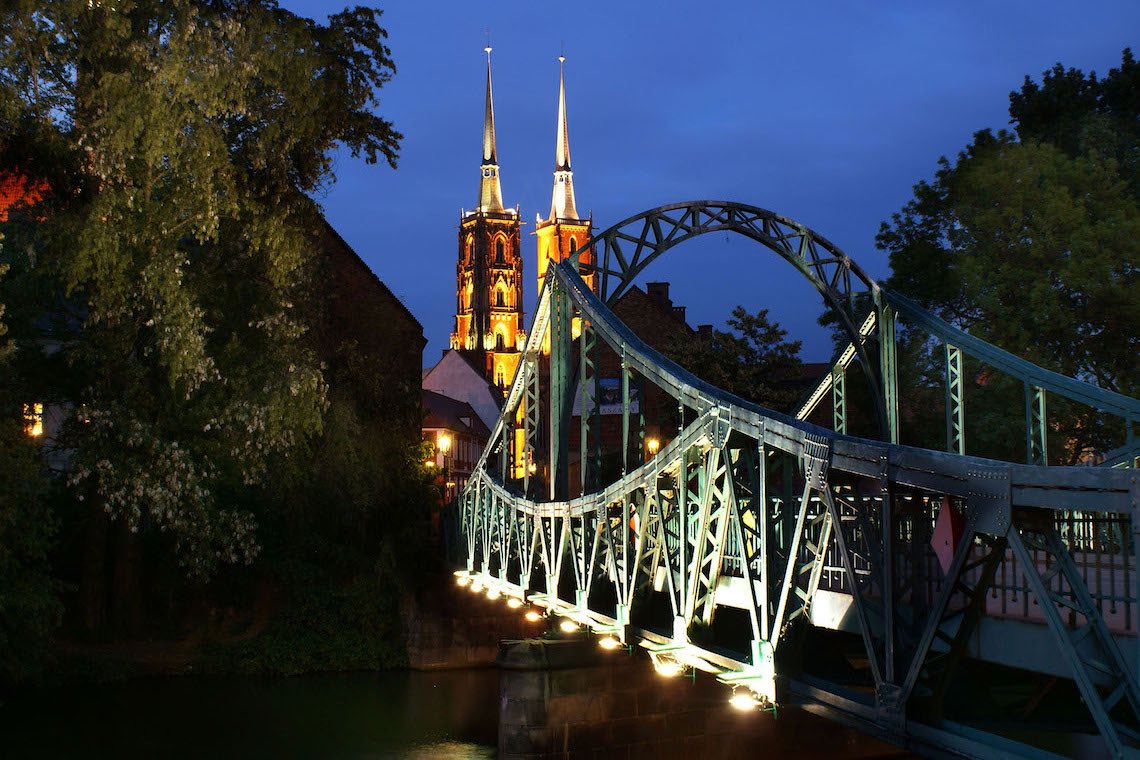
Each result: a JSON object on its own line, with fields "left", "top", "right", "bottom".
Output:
{"left": 670, "top": 306, "right": 804, "bottom": 412}
{"left": 0, "top": 1, "right": 402, "bottom": 577}
{"left": 878, "top": 49, "right": 1139, "bottom": 461}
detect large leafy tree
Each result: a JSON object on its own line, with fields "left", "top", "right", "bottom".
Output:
{"left": 0, "top": 1, "right": 401, "bottom": 578}
{"left": 670, "top": 306, "right": 804, "bottom": 412}
{"left": 878, "top": 49, "right": 1139, "bottom": 462}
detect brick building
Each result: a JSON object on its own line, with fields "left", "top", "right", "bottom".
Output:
{"left": 315, "top": 218, "right": 426, "bottom": 434}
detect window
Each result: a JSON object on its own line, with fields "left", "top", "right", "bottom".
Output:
{"left": 497, "top": 366, "right": 505, "bottom": 387}
{"left": 23, "top": 402, "right": 43, "bottom": 437}
{"left": 569, "top": 236, "right": 577, "bottom": 253}
{"left": 495, "top": 332, "right": 504, "bottom": 350}
{"left": 495, "top": 289, "right": 505, "bottom": 308}
{"left": 495, "top": 239, "right": 505, "bottom": 263}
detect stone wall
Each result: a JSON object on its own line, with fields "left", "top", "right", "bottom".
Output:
{"left": 400, "top": 584, "right": 541, "bottom": 670}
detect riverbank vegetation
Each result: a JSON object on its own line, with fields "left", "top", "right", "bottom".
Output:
{"left": 0, "top": 1, "right": 435, "bottom": 690}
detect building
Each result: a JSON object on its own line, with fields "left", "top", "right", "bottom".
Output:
{"left": 422, "top": 388, "right": 492, "bottom": 503}
{"left": 450, "top": 48, "right": 526, "bottom": 391}
{"left": 422, "top": 348, "right": 503, "bottom": 431}
{"left": 316, "top": 218, "right": 426, "bottom": 435}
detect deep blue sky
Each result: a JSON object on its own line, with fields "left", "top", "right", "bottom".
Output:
{"left": 281, "top": 1, "right": 1138, "bottom": 365}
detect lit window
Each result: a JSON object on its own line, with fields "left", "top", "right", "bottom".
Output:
{"left": 23, "top": 402, "right": 43, "bottom": 437}
{"left": 569, "top": 237, "right": 577, "bottom": 252}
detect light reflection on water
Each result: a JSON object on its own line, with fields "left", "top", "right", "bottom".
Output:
{"left": 0, "top": 669, "right": 499, "bottom": 759}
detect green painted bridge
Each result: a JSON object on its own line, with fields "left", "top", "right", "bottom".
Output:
{"left": 449, "top": 201, "right": 1140, "bottom": 759}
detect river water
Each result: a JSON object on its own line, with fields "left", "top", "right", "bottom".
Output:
{"left": 0, "top": 670, "right": 499, "bottom": 759}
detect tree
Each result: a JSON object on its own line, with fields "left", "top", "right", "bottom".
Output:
{"left": 0, "top": 1, "right": 402, "bottom": 579}
{"left": 0, "top": 213, "right": 63, "bottom": 682}
{"left": 670, "top": 306, "right": 804, "bottom": 412}
{"left": 877, "top": 49, "right": 1140, "bottom": 461}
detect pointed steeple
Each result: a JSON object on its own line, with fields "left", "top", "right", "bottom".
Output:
{"left": 548, "top": 56, "right": 578, "bottom": 221}
{"left": 478, "top": 46, "right": 505, "bottom": 213}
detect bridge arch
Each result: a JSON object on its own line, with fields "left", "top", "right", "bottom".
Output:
{"left": 571, "top": 200, "right": 887, "bottom": 436}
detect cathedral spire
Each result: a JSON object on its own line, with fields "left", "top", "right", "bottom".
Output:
{"left": 548, "top": 55, "right": 578, "bottom": 221}
{"left": 478, "top": 46, "right": 505, "bottom": 213}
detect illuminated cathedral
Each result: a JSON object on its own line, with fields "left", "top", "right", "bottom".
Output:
{"left": 450, "top": 49, "right": 595, "bottom": 389}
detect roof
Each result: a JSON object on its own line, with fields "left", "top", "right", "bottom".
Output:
{"left": 422, "top": 348, "right": 504, "bottom": 430}
{"left": 318, "top": 217, "right": 424, "bottom": 334}
{"left": 422, "top": 388, "right": 491, "bottom": 440}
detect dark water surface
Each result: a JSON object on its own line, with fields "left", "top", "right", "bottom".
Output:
{"left": 0, "top": 669, "right": 499, "bottom": 759}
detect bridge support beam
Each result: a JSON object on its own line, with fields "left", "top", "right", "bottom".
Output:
{"left": 549, "top": 277, "right": 572, "bottom": 500}
{"left": 878, "top": 303, "right": 899, "bottom": 445}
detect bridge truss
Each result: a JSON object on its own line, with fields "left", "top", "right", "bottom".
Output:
{"left": 451, "top": 201, "right": 1140, "bottom": 758}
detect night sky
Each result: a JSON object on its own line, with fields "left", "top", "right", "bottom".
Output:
{"left": 280, "top": 1, "right": 1139, "bottom": 365}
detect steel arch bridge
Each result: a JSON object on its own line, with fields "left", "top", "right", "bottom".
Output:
{"left": 450, "top": 200, "right": 1140, "bottom": 759}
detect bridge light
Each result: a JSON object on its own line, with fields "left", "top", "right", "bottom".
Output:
{"left": 559, "top": 619, "right": 579, "bottom": 634}
{"left": 456, "top": 576, "right": 470, "bottom": 587}
{"left": 652, "top": 656, "right": 683, "bottom": 678}
{"left": 597, "top": 635, "right": 621, "bottom": 650}
{"left": 507, "top": 597, "right": 522, "bottom": 609}
{"left": 729, "top": 688, "right": 761, "bottom": 712}
{"left": 525, "top": 610, "right": 543, "bottom": 622}
{"left": 471, "top": 579, "right": 484, "bottom": 592}
{"left": 646, "top": 437, "right": 660, "bottom": 456}
{"left": 486, "top": 588, "right": 501, "bottom": 600}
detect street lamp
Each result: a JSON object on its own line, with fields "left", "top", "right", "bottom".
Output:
{"left": 646, "top": 437, "right": 660, "bottom": 457}
{"left": 437, "top": 432, "right": 453, "bottom": 501}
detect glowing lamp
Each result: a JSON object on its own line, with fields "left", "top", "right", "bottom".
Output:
{"left": 559, "top": 619, "right": 579, "bottom": 634}
{"left": 646, "top": 437, "right": 660, "bottom": 456}
{"left": 524, "top": 610, "right": 543, "bottom": 622}
{"left": 506, "top": 598, "right": 522, "bottom": 609}
{"left": 652, "top": 657, "right": 683, "bottom": 678}
{"left": 437, "top": 433, "right": 452, "bottom": 454}
{"left": 597, "top": 636, "right": 621, "bottom": 651}
{"left": 729, "top": 690, "right": 761, "bottom": 712}
{"left": 456, "top": 576, "right": 470, "bottom": 587}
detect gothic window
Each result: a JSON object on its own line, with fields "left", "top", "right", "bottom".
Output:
{"left": 496, "top": 289, "right": 505, "bottom": 308}
{"left": 569, "top": 236, "right": 577, "bottom": 253}
{"left": 496, "top": 367, "right": 505, "bottom": 387}
{"left": 495, "top": 332, "right": 505, "bottom": 350}
{"left": 465, "top": 236, "right": 473, "bottom": 263}
{"left": 495, "top": 239, "right": 505, "bottom": 263}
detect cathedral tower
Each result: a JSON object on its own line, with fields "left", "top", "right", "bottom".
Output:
{"left": 535, "top": 56, "right": 595, "bottom": 293}
{"left": 451, "top": 48, "right": 525, "bottom": 389}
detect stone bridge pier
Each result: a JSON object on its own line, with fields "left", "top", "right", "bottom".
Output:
{"left": 496, "top": 638, "right": 911, "bottom": 760}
